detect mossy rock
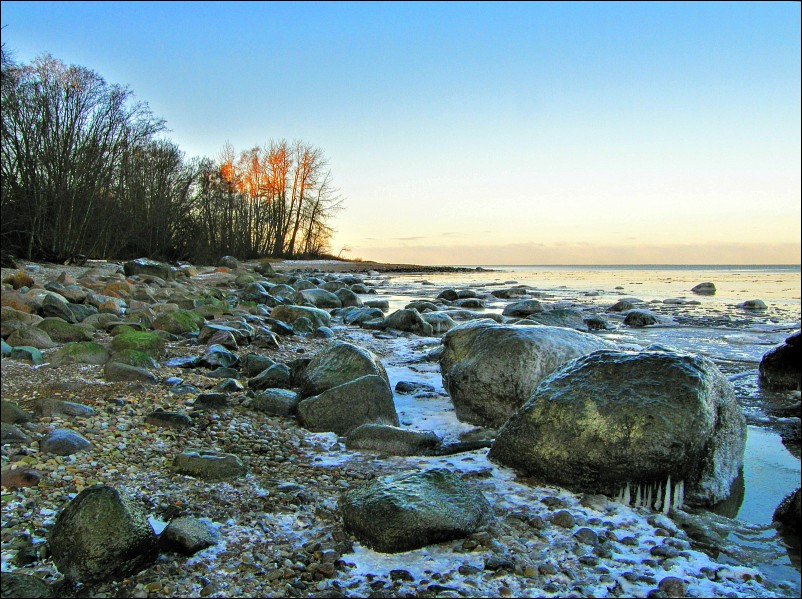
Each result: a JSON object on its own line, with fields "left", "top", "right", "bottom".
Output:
{"left": 153, "top": 310, "right": 203, "bottom": 335}
{"left": 51, "top": 342, "right": 110, "bottom": 366}
{"left": 110, "top": 332, "right": 165, "bottom": 358}
{"left": 36, "top": 318, "right": 94, "bottom": 342}
{"left": 193, "top": 298, "right": 229, "bottom": 318}
{"left": 111, "top": 349, "right": 159, "bottom": 369}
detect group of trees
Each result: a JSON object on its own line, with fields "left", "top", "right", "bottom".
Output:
{"left": 0, "top": 46, "right": 342, "bottom": 265}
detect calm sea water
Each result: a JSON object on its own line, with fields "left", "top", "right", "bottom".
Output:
{"left": 372, "top": 264, "right": 800, "bottom": 587}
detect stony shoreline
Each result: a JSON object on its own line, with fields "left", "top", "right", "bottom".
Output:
{"left": 1, "top": 258, "right": 798, "bottom": 598}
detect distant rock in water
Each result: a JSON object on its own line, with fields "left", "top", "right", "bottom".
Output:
{"left": 489, "top": 348, "right": 746, "bottom": 507}
{"left": 759, "top": 330, "right": 801, "bottom": 391}
{"left": 739, "top": 299, "right": 768, "bottom": 310}
{"left": 622, "top": 309, "right": 660, "bottom": 327}
{"left": 691, "top": 282, "right": 716, "bottom": 295}
{"left": 339, "top": 468, "right": 492, "bottom": 552}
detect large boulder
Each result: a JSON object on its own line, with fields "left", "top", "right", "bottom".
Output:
{"left": 691, "top": 282, "right": 716, "bottom": 295}
{"left": 297, "top": 288, "right": 342, "bottom": 309}
{"left": 300, "top": 342, "right": 388, "bottom": 397}
{"left": 440, "top": 320, "right": 613, "bottom": 427}
{"left": 340, "top": 468, "right": 492, "bottom": 553}
{"left": 758, "top": 331, "right": 800, "bottom": 391}
{"left": 297, "top": 375, "right": 398, "bottom": 435}
{"left": 270, "top": 304, "right": 331, "bottom": 329}
{"left": 489, "top": 348, "right": 747, "bottom": 506}
{"left": 502, "top": 299, "right": 544, "bottom": 317}
{"left": 49, "top": 485, "right": 158, "bottom": 583}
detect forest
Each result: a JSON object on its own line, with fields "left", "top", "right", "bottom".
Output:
{"left": 0, "top": 47, "right": 342, "bottom": 267}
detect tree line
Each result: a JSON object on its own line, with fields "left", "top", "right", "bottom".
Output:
{"left": 0, "top": 46, "right": 342, "bottom": 266}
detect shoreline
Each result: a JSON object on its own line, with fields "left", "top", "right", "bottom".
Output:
{"left": 1, "top": 258, "right": 799, "bottom": 598}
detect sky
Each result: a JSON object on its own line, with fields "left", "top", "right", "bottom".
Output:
{"left": 1, "top": 1, "right": 800, "bottom": 265}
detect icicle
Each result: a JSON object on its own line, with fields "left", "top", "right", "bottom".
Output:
{"left": 623, "top": 481, "right": 631, "bottom": 506}
{"left": 654, "top": 483, "right": 663, "bottom": 512}
{"left": 673, "top": 480, "right": 684, "bottom": 511}
{"left": 662, "top": 475, "right": 672, "bottom": 514}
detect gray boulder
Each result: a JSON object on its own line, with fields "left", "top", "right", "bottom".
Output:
{"left": 158, "top": 516, "right": 218, "bottom": 555}
{"left": 384, "top": 309, "right": 434, "bottom": 336}
{"left": 440, "top": 320, "right": 613, "bottom": 427}
{"left": 340, "top": 468, "right": 492, "bottom": 553}
{"left": 759, "top": 331, "right": 800, "bottom": 391}
{"left": 270, "top": 304, "right": 331, "bottom": 328}
{"left": 41, "top": 429, "right": 91, "bottom": 456}
{"left": 35, "top": 399, "right": 95, "bottom": 418}
{"left": 489, "top": 348, "right": 747, "bottom": 506}
{"left": 248, "top": 363, "right": 291, "bottom": 390}
{"left": 251, "top": 389, "right": 300, "bottom": 416}
{"left": 297, "top": 375, "right": 398, "bottom": 435}
{"left": 298, "top": 288, "right": 342, "bottom": 309}
{"left": 335, "top": 287, "right": 363, "bottom": 307}
{"left": 346, "top": 423, "right": 441, "bottom": 455}
{"left": 123, "top": 258, "right": 175, "bottom": 281}
{"left": 1, "top": 572, "right": 54, "bottom": 598}
{"left": 502, "top": 299, "right": 544, "bottom": 317}
{"left": 740, "top": 299, "right": 768, "bottom": 310}
{"left": 174, "top": 449, "right": 246, "bottom": 481}
{"left": 607, "top": 299, "right": 637, "bottom": 312}
{"left": 421, "top": 312, "right": 456, "bottom": 333}
{"left": 525, "top": 309, "right": 588, "bottom": 331}
{"left": 300, "top": 342, "right": 388, "bottom": 397}
{"left": 49, "top": 485, "right": 158, "bottom": 582}
{"left": 623, "top": 309, "right": 661, "bottom": 327}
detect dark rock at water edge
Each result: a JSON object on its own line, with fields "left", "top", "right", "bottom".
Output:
{"left": 346, "top": 423, "right": 441, "bottom": 456}
{"left": 759, "top": 330, "right": 801, "bottom": 391}
{"left": 300, "top": 341, "right": 389, "bottom": 397}
{"left": 340, "top": 468, "right": 493, "bottom": 553}
{"left": 773, "top": 487, "right": 801, "bottom": 535}
{"left": 49, "top": 485, "right": 158, "bottom": 583}
{"left": 1, "top": 572, "right": 54, "bottom": 598}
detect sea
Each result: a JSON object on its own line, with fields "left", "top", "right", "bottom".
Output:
{"left": 356, "top": 264, "right": 800, "bottom": 589}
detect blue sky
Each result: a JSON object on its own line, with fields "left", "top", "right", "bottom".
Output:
{"left": 2, "top": 1, "right": 800, "bottom": 264}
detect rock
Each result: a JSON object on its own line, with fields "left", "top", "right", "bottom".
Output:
{"left": 270, "top": 304, "right": 331, "bottom": 328}
{"left": 34, "top": 398, "right": 95, "bottom": 418}
{"left": 51, "top": 342, "right": 110, "bottom": 366}
{"left": 0, "top": 572, "right": 54, "bottom": 598}
{"left": 691, "top": 283, "right": 716, "bottom": 295}
{"left": 623, "top": 309, "right": 660, "bottom": 327}
{"left": 502, "top": 299, "right": 544, "bottom": 317}
{"left": 739, "top": 299, "right": 767, "bottom": 310}
{"left": 297, "top": 375, "right": 398, "bottom": 435}
{"left": 200, "top": 344, "right": 239, "bottom": 369}
{"left": 339, "top": 306, "right": 385, "bottom": 326}
{"left": 6, "top": 326, "right": 56, "bottom": 349}
{"left": 384, "top": 309, "right": 434, "bottom": 336}
{"left": 340, "top": 468, "right": 493, "bottom": 552}
{"left": 346, "top": 423, "right": 441, "bottom": 455}
{"left": 364, "top": 299, "right": 389, "bottom": 311}
{"left": 300, "top": 342, "right": 389, "bottom": 397}
{"left": 110, "top": 331, "right": 165, "bottom": 358}
{"left": 41, "top": 294, "right": 77, "bottom": 323}
{"left": 49, "top": 485, "right": 158, "bottom": 583}
{"left": 551, "top": 510, "right": 576, "bottom": 528}
{"left": 153, "top": 310, "right": 203, "bottom": 334}
{"left": 1, "top": 306, "right": 43, "bottom": 337}
{"left": 251, "top": 389, "right": 300, "bottom": 416}
{"left": 249, "top": 363, "right": 291, "bottom": 390}
{"left": 394, "top": 381, "right": 437, "bottom": 395}
{"left": 490, "top": 287, "right": 529, "bottom": 299}
{"left": 759, "top": 331, "right": 800, "bottom": 391}
{"left": 123, "top": 258, "right": 175, "bottom": 281}
{"left": 436, "top": 289, "right": 459, "bottom": 301}
{"left": 607, "top": 299, "right": 637, "bottom": 312}
{"left": 421, "top": 312, "right": 456, "bottom": 333}
{"left": 145, "top": 410, "right": 192, "bottom": 429}
{"left": 41, "top": 428, "right": 91, "bottom": 456}
{"left": 335, "top": 287, "right": 362, "bottom": 308}
{"left": 440, "top": 320, "right": 613, "bottom": 427}
{"left": 0, "top": 338, "right": 10, "bottom": 356}
{"left": 158, "top": 516, "right": 218, "bottom": 555}
{"left": 239, "top": 353, "right": 275, "bottom": 377}
{"left": 489, "top": 348, "right": 746, "bottom": 506}
{"left": 2, "top": 400, "right": 33, "bottom": 423}
{"left": 9, "top": 345, "right": 44, "bottom": 365}
{"left": 584, "top": 315, "right": 614, "bottom": 331}
{"left": 2, "top": 270, "right": 35, "bottom": 290}
{"left": 111, "top": 349, "right": 160, "bottom": 369}
{"left": 773, "top": 487, "right": 801, "bottom": 534}
{"left": 313, "top": 326, "right": 334, "bottom": 339}
{"left": 1, "top": 468, "right": 41, "bottom": 489}
{"left": 104, "top": 362, "right": 159, "bottom": 384}
{"left": 292, "top": 316, "right": 314, "bottom": 334}
{"left": 1, "top": 422, "right": 31, "bottom": 444}
{"left": 573, "top": 527, "right": 598, "bottom": 545}
{"left": 192, "top": 393, "right": 229, "bottom": 410}
{"left": 36, "top": 317, "right": 93, "bottom": 342}
{"left": 526, "top": 309, "right": 588, "bottom": 331}
{"left": 174, "top": 449, "right": 246, "bottom": 481}
{"left": 658, "top": 576, "right": 687, "bottom": 597}
{"left": 298, "top": 288, "right": 342, "bottom": 309}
